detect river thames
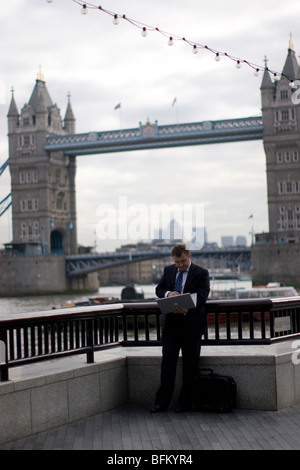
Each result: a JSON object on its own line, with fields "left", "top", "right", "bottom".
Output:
{"left": 0, "top": 279, "right": 252, "bottom": 317}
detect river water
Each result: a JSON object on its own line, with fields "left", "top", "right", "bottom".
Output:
{"left": 0, "top": 279, "right": 252, "bottom": 317}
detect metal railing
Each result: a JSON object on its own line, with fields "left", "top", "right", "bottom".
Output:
{"left": 1, "top": 297, "right": 300, "bottom": 382}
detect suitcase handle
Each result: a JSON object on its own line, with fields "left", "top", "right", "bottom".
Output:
{"left": 198, "top": 368, "right": 214, "bottom": 376}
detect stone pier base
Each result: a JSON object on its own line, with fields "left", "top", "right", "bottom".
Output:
{"left": 251, "top": 243, "right": 300, "bottom": 290}
{"left": 0, "top": 255, "right": 98, "bottom": 295}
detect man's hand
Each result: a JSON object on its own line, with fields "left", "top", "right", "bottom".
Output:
{"left": 167, "top": 291, "right": 180, "bottom": 297}
{"left": 167, "top": 291, "right": 187, "bottom": 314}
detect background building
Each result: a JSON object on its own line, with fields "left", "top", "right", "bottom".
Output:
{"left": 221, "top": 236, "right": 234, "bottom": 247}
{"left": 236, "top": 236, "right": 247, "bottom": 246}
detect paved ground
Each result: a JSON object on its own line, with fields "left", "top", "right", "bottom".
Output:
{"left": 2, "top": 343, "right": 300, "bottom": 453}
{"left": 2, "top": 402, "right": 300, "bottom": 451}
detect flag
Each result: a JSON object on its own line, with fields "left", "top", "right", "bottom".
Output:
{"left": 114, "top": 103, "right": 121, "bottom": 110}
{"left": 172, "top": 97, "right": 177, "bottom": 107}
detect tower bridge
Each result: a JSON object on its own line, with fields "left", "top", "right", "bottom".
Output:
{"left": 1, "top": 41, "right": 300, "bottom": 293}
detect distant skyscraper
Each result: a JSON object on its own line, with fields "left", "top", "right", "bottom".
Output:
{"left": 221, "top": 236, "right": 234, "bottom": 247}
{"left": 191, "top": 226, "right": 206, "bottom": 247}
{"left": 152, "top": 218, "right": 182, "bottom": 241}
{"left": 236, "top": 235, "right": 247, "bottom": 246}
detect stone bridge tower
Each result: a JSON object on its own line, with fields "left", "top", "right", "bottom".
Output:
{"left": 7, "top": 70, "right": 77, "bottom": 256}
{"left": 260, "top": 37, "right": 300, "bottom": 242}
{"left": 252, "top": 38, "right": 300, "bottom": 288}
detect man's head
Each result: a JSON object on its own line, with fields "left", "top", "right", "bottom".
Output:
{"left": 171, "top": 244, "right": 191, "bottom": 271}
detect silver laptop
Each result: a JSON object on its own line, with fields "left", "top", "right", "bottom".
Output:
{"left": 156, "top": 293, "right": 197, "bottom": 314}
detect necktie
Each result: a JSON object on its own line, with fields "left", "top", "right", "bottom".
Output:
{"left": 174, "top": 270, "right": 184, "bottom": 293}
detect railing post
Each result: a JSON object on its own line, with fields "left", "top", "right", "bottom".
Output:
{"left": 86, "top": 319, "right": 94, "bottom": 364}
{"left": 269, "top": 311, "right": 275, "bottom": 338}
{"left": 0, "top": 329, "right": 9, "bottom": 382}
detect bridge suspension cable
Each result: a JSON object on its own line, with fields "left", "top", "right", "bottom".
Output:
{"left": 0, "top": 159, "right": 9, "bottom": 176}
{"left": 0, "top": 160, "right": 11, "bottom": 217}
{"left": 0, "top": 193, "right": 12, "bottom": 217}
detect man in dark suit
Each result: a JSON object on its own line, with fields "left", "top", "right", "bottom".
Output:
{"left": 151, "top": 243, "right": 210, "bottom": 413}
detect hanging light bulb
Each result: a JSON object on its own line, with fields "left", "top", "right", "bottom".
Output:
{"left": 141, "top": 27, "right": 147, "bottom": 37}
{"left": 215, "top": 53, "right": 220, "bottom": 62}
{"left": 168, "top": 37, "right": 174, "bottom": 46}
{"left": 192, "top": 45, "right": 198, "bottom": 54}
{"left": 254, "top": 68, "right": 259, "bottom": 77}
{"left": 113, "top": 14, "right": 119, "bottom": 25}
{"left": 81, "top": 4, "right": 88, "bottom": 14}
{"left": 236, "top": 60, "right": 241, "bottom": 69}
{"left": 289, "top": 80, "right": 295, "bottom": 88}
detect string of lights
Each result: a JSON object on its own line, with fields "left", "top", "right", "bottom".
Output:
{"left": 46, "top": 0, "right": 296, "bottom": 84}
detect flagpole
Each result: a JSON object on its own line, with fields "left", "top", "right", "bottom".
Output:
{"left": 114, "top": 103, "right": 122, "bottom": 133}
{"left": 172, "top": 97, "right": 178, "bottom": 126}
{"left": 248, "top": 214, "right": 254, "bottom": 245}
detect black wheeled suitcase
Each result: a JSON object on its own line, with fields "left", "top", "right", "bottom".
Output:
{"left": 189, "top": 368, "right": 237, "bottom": 413}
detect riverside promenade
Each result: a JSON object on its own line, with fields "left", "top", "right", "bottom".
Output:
{"left": 1, "top": 402, "right": 300, "bottom": 451}
{"left": 1, "top": 344, "right": 300, "bottom": 451}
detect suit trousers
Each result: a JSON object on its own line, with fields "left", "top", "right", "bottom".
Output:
{"left": 155, "top": 323, "right": 201, "bottom": 409}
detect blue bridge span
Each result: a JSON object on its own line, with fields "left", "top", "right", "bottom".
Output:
{"left": 65, "top": 247, "right": 251, "bottom": 277}
{"left": 44, "top": 116, "right": 263, "bottom": 156}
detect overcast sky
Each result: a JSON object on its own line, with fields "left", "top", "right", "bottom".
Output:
{"left": 1, "top": 0, "right": 300, "bottom": 252}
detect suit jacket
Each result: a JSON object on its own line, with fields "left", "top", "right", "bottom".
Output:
{"left": 156, "top": 262, "right": 210, "bottom": 337}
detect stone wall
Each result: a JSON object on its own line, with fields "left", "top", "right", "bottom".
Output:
{"left": 0, "top": 255, "right": 99, "bottom": 295}
{"left": 251, "top": 243, "right": 300, "bottom": 290}
{"left": 127, "top": 352, "right": 300, "bottom": 411}
{"left": 0, "top": 357, "right": 127, "bottom": 445}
